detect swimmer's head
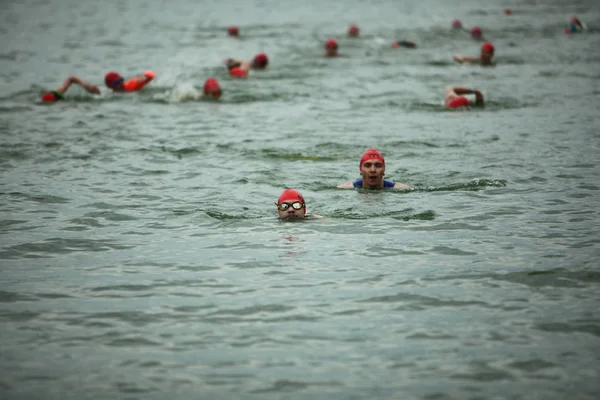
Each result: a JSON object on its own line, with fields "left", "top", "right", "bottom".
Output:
{"left": 359, "top": 148, "right": 385, "bottom": 171}
{"left": 41, "top": 92, "right": 59, "bottom": 102}
{"left": 277, "top": 189, "right": 306, "bottom": 219}
{"left": 481, "top": 41, "right": 495, "bottom": 56}
{"left": 504, "top": 9, "right": 512, "bottom": 15}
{"left": 104, "top": 71, "right": 124, "bottom": 90}
{"left": 448, "top": 96, "right": 471, "bottom": 108}
{"left": 203, "top": 77, "right": 222, "bottom": 99}
{"left": 452, "top": 19, "right": 463, "bottom": 29}
{"left": 325, "top": 39, "right": 338, "bottom": 57}
{"left": 471, "top": 26, "right": 483, "bottom": 39}
{"left": 251, "top": 53, "right": 269, "bottom": 69}
{"left": 348, "top": 24, "right": 360, "bottom": 37}
{"left": 229, "top": 67, "right": 248, "bottom": 78}
{"left": 228, "top": 26, "right": 239, "bottom": 37}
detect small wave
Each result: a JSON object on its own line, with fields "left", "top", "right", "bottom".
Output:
{"left": 420, "top": 179, "right": 507, "bottom": 192}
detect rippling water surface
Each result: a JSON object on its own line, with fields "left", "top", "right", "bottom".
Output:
{"left": 1, "top": 0, "right": 599, "bottom": 399}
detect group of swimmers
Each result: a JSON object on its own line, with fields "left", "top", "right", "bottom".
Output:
{"left": 40, "top": 13, "right": 584, "bottom": 107}
{"left": 39, "top": 14, "right": 587, "bottom": 220}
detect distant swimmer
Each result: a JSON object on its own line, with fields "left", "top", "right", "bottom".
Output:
{"left": 564, "top": 16, "right": 585, "bottom": 34}
{"left": 223, "top": 52, "right": 269, "bottom": 77}
{"left": 228, "top": 26, "right": 239, "bottom": 37}
{"left": 453, "top": 41, "right": 495, "bottom": 66}
{"left": 324, "top": 39, "right": 340, "bottom": 57}
{"left": 337, "top": 148, "right": 412, "bottom": 190}
{"left": 104, "top": 70, "right": 156, "bottom": 92}
{"left": 452, "top": 19, "right": 463, "bottom": 29}
{"left": 444, "top": 87, "right": 484, "bottom": 109}
{"left": 40, "top": 75, "right": 100, "bottom": 102}
{"left": 471, "top": 26, "right": 484, "bottom": 40}
{"left": 203, "top": 78, "right": 222, "bottom": 99}
{"left": 391, "top": 40, "right": 416, "bottom": 48}
{"left": 348, "top": 24, "right": 360, "bottom": 37}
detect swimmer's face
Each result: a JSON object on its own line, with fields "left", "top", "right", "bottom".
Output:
{"left": 481, "top": 50, "right": 493, "bottom": 64}
{"left": 325, "top": 47, "right": 338, "bottom": 57}
{"left": 360, "top": 159, "right": 385, "bottom": 189}
{"left": 277, "top": 201, "right": 306, "bottom": 219}
{"left": 107, "top": 78, "right": 124, "bottom": 91}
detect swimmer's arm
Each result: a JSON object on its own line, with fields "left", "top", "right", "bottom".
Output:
{"left": 131, "top": 70, "right": 156, "bottom": 85}
{"left": 224, "top": 58, "right": 251, "bottom": 71}
{"left": 337, "top": 181, "right": 355, "bottom": 189}
{"left": 56, "top": 76, "right": 101, "bottom": 95}
{"left": 393, "top": 182, "right": 413, "bottom": 190}
{"left": 453, "top": 54, "right": 479, "bottom": 64}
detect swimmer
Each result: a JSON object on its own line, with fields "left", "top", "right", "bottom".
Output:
{"left": 337, "top": 148, "right": 412, "bottom": 190}
{"left": 276, "top": 189, "right": 324, "bottom": 220}
{"left": 324, "top": 39, "right": 339, "bottom": 57}
{"left": 444, "top": 87, "right": 484, "bottom": 109}
{"left": 391, "top": 40, "right": 416, "bottom": 48}
{"left": 203, "top": 77, "right": 222, "bottom": 99}
{"left": 452, "top": 19, "right": 463, "bottom": 29}
{"left": 564, "top": 16, "right": 584, "bottom": 34}
{"left": 104, "top": 70, "right": 155, "bottom": 92}
{"left": 228, "top": 26, "right": 239, "bottom": 37}
{"left": 40, "top": 75, "right": 100, "bottom": 102}
{"left": 224, "top": 53, "right": 269, "bottom": 72}
{"left": 453, "top": 41, "right": 495, "bottom": 66}
{"left": 471, "top": 26, "right": 484, "bottom": 40}
{"left": 348, "top": 24, "right": 360, "bottom": 37}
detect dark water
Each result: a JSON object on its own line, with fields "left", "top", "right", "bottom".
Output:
{"left": 1, "top": 0, "right": 599, "bottom": 399}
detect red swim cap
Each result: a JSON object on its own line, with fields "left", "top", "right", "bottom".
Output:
{"left": 504, "top": 9, "right": 512, "bottom": 15}
{"left": 229, "top": 67, "right": 248, "bottom": 78}
{"left": 228, "top": 26, "right": 239, "bottom": 36}
{"left": 104, "top": 71, "right": 122, "bottom": 87}
{"left": 325, "top": 39, "right": 338, "bottom": 49}
{"left": 471, "top": 26, "right": 482, "bottom": 38}
{"left": 41, "top": 92, "right": 58, "bottom": 102}
{"left": 359, "top": 148, "right": 385, "bottom": 170}
{"left": 278, "top": 189, "right": 306, "bottom": 208}
{"left": 203, "top": 77, "right": 221, "bottom": 99}
{"left": 448, "top": 96, "right": 471, "bottom": 108}
{"left": 481, "top": 41, "right": 495, "bottom": 55}
{"left": 452, "top": 19, "right": 462, "bottom": 28}
{"left": 348, "top": 24, "right": 359, "bottom": 36}
{"left": 252, "top": 53, "right": 268, "bottom": 68}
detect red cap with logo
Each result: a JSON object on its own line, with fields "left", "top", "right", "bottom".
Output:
{"left": 359, "top": 149, "right": 385, "bottom": 170}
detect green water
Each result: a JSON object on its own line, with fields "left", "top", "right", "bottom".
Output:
{"left": 1, "top": 0, "right": 599, "bottom": 398}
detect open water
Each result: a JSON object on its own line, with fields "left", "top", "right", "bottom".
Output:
{"left": 1, "top": 0, "right": 599, "bottom": 399}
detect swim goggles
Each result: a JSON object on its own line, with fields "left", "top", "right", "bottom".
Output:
{"left": 277, "top": 201, "right": 304, "bottom": 211}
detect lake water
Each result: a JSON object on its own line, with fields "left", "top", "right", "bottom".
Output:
{"left": 1, "top": 0, "right": 599, "bottom": 399}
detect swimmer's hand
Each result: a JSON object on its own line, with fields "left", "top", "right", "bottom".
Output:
{"left": 453, "top": 54, "right": 464, "bottom": 63}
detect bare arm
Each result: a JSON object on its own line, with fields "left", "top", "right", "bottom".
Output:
{"left": 453, "top": 54, "right": 481, "bottom": 64}
{"left": 337, "top": 182, "right": 355, "bottom": 189}
{"left": 393, "top": 182, "right": 413, "bottom": 189}
{"left": 56, "top": 76, "right": 100, "bottom": 95}
{"left": 132, "top": 70, "right": 155, "bottom": 85}
{"left": 224, "top": 58, "right": 251, "bottom": 71}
